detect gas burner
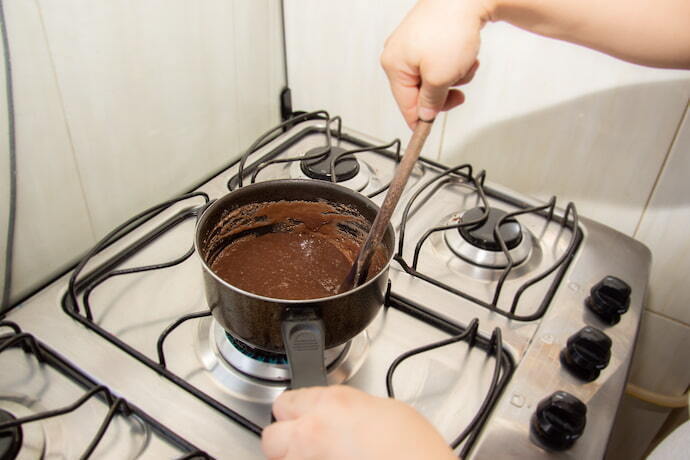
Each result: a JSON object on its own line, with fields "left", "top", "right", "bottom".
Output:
{"left": 444, "top": 207, "right": 533, "bottom": 268}
{"left": 0, "top": 409, "right": 22, "bottom": 460}
{"left": 290, "top": 147, "right": 371, "bottom": 191}
{"left": 196, "top": 318, "right": 368, "bottom": 403}
{"left": 225, "top": 333, "right": 289, "bottom": 365}
{"left": 222, "top": 331, "right": 346, "bottom": 379}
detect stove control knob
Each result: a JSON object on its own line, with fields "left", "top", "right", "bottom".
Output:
{"left": 531, "top": 391, "right": 587, "bottom": 451}
{"left": 585, "top": 276, "right": 631, "bottom": 325}
{"left": 560, "top": 326, "right": 612, "bottom": 381}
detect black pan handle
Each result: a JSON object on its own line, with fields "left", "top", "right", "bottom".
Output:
{"left": 281, "top": 308, "right": 327, "bottom": 389}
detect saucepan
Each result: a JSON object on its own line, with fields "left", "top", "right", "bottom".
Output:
{"left": 194, "top": 179, "right": 394, "bottom": 388}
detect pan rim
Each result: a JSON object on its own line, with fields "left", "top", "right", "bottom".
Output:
{"left": 194, "top": 179, "right": 395, "bottom": 303}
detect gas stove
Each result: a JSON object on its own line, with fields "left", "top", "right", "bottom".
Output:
{"left": 1, "top": 113, "right": 650, "bottom": 459}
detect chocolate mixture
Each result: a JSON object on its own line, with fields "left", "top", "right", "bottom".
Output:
{"left": 204, "top": 200, "right": 389, "bottom": 300}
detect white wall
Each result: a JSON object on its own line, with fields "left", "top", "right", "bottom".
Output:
{"left": 283, "top": 1, "right": 690, "bottom": 457}
{"left": 0, "top": 0, "right": 285, "bottom": 302}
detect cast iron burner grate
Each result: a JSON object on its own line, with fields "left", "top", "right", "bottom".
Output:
{"left": 59, "top": 174, "right": 514, "bottom": 456}
{"left": 0, "top": 321, "right": 210, "bottom": 460}
{"left": 395, "top": 162, "right": 581, "bottom": 321}
{"left": 225, "top": 332, "right": 288, "bottom": 365}
{"left": 227, "top": 111, "right": 403, "bottom": 199}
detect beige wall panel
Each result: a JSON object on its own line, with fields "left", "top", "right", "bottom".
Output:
{"left": 607, "top": 310, "right": 690, "bottom": 459}
{"left": 38, "top": 0, "right": 283, "bottom": 237}
{"left": 635, "top": 104, "right": 690, "bottom": 324}
{"left": 1, "top": 0, "right": 96, "bottom": 302}
{"left": 232, "top": 0, "right": 285, "bottom": 149}
{"left": 629, "top": 311, "right": 690, "bottom": 399}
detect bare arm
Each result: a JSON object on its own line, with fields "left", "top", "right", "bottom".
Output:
{"left": 381, "top": 0, "right": 690, "bottom": 128}
{"left": 493, "top": 0, "right": 690, "bottom": 70}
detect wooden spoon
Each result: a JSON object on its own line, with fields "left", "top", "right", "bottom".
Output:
{"left": 339, "top": 119, "right": 434, "bottom": 293}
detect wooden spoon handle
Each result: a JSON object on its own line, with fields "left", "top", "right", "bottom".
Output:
{"left": 346, "top": 119, "right": 434, "bottom": 289}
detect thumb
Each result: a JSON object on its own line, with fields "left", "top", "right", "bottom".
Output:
{"left": 417, "top": 79, "right": 448, "bottom": 122}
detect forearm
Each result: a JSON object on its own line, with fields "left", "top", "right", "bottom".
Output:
{"left": 487, "top": 0, "right": 690, "bottom": 69}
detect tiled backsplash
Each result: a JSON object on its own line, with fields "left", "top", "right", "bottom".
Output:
{"left": 0, "top": 0, "right": 285, "bottom": 302}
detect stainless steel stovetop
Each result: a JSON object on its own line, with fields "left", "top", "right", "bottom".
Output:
{"left": 1, "top": 114, "right": 650, "bottom": 459}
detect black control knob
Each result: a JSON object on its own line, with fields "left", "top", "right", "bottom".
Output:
{"left": 531, "top": 391, "right": 587, "bottom": 451}
{"left": 560, "top": 326, "right": 612, "bottom": 381}
{"left": 585, "top": 276, "right": 631, "bottom": 325}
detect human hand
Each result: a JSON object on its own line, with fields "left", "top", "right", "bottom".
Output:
{"left": 261, "top": 385, "right": 456, "bottom": 460}
{"left": 381, "top": 0, "right": 493, "bottom": 129}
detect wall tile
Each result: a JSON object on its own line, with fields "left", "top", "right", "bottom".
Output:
{"left": 232, "top": 0, "right": 285, "bottom": 149}
{"left": 38, "top": 0, "right": 283, "bottom": 237}
{"left": 0, "top": 0, "right": 283, "bottom": 302}
{"left": 606, "top": 394, "right": 671, "bottom": 460}
{"left": 606, "top": 310, "right": 690, "bottom": 459}
{"left": 629, "top": 310, "right": 690, "bottom": 395}
{"left": 635, "top": 105, "right": 690, "bottom": 324}
{"left": 283, "top": 0, "right": 445, "bottom": 158}
{"left": 1, "top": 0, "right": 96, "bottom": 302}
{"left": 441, "top": 23, "right": 690, "bottom": 236}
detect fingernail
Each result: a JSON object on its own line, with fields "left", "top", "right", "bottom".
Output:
{"left": 418, "top": 107, "right": 437, "bottom": 122}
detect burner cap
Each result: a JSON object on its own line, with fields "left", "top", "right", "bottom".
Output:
{"left": 0, "top": 409, "right": 22, "bottom": 460}
{"left": 225, "top": 332, "right": 288, "bottom": 365}
{"left": 459, "top": 207, "right": 522, "bottom": 251}
{"left": 300, "top": 147, "right": 360, "bottom": 182}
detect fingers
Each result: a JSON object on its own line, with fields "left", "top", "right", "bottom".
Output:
{"left": 382, "top": 64, "right": 421, "bottom": 129}
{"left": 379, "top": 0, "right": 484, "bottom": 130}
{"left": 272, "top": 387, "right": 326, "bottom": 421}
{"left": 383, "top": 58, "right": 479, "bottom": 129}
{"left": 451, "top": 60, "right": 479, "bottom": 87}
{"left": 417, "top": 76, "right": 449, "bottom": 123}
{"left": 417, "top": 59, "right": 479, "bottom": 122}
{"left": 443, "top": 89, "right": 466, "bottom": 111}
{"left": 261, "top": 420, "right": 295, "bottom": 460}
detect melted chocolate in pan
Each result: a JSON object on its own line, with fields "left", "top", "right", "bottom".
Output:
{"left": 205, "top": 200, "right": 388, "bottom": 300}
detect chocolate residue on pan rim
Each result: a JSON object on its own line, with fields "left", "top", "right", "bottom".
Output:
{"left": 202, "top": 199, "right": 390, "bottom": 299}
